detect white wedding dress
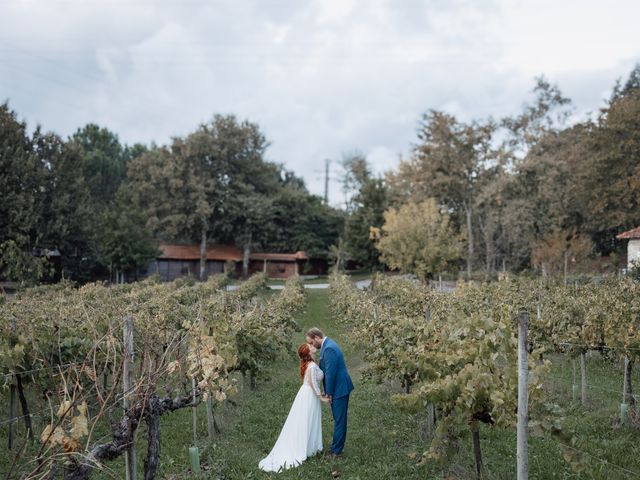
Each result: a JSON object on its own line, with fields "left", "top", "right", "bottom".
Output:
{"left": 258, "top": 362, "right": 324, "bottom": 472}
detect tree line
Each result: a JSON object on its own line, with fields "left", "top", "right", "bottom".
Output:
{"left": 2, "top": 65, "right": 639, "bottom": 286}
{"left": 0, "top": 111, "right": 343, "bottom": 285}
{"left": 343, "top": 65, "right": 640, "bottom": 280}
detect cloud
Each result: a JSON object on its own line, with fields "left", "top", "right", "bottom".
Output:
{"left": 0, "top": 0, "right": 638, "bottom": 205}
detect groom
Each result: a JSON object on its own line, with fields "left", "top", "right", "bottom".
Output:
{"left": 306, "top": 327, "right": 354, "bottom": 458}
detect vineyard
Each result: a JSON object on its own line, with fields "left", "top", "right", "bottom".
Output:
{"left": 2, "top": 272, "right": 640, "bottom": 479}
{"left": 0, "top": 273, "right": 305, "bottom": 479}
{"left": 329, "top": 273, "right": 640, "bottom": 479}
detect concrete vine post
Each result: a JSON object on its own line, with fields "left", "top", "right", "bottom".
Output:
{"left": 517, "top": 310, "right": 529, "bottom": 480}
{"left": 580, "top": 352, "right": 587, "bottom": 406}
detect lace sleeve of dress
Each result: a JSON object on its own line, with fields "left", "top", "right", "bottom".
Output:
{"left": 310, "top": 363, "right": 322, "bottom": 396}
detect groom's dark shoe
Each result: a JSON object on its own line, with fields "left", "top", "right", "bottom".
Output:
{"left": 325, "top": 452, "right": 344, "bottom": 460}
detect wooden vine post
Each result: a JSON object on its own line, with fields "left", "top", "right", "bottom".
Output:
{"left": 123, "top": 316, "right": 137, "bottom": 480}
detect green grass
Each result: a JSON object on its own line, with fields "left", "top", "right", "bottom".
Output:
{"left": 3, "top": 291, "right": 640, "bottom": 479}
{"left": 200, "top": 290, "right": 446, "bottom": 480}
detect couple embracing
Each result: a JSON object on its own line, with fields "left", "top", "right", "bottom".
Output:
{"left": 258, "top": 328, "right": 354, "bottom": 472}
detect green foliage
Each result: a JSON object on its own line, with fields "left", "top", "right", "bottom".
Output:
{"left": 264, "top": 185, "right": 344, "bottom": 258}
{"left": 125, "top": 116, "right": 343, "bottom": 265}
{"left": 329, "top": 273, "right": 617, "bottom": 471}
{"left": 629, "top": 261, "right": 640, "bottom": 281}
{"left": 1, "top": 274, "right": 306, "bottom": 476}
{"left": 385, "top": 68, "right": 640, "bottom": 274}
{"left": 96, "top": 189, "right": 159, "bottom": 276}
{"left": 374, "top": 198, "right": 461, "bottom": 280}
{"left": 70, "top": 123, "right": 129, "bottom": 207}
{"left": 341, "top": 152, "right": 387, "bottom": 270}
{"left": 0, "top": 103, "right": 50, "bottom": 284}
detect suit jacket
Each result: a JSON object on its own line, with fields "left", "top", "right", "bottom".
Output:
{"left": 319, "top": 337, "right": 354, "bottom": 399}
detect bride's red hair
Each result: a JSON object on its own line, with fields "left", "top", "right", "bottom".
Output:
{"left": 298, "top": 343, "right": 314, "bottom": 380}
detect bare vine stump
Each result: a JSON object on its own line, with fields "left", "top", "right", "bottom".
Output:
{"left": 425, "top": 403, "right": 436, "bottom": 438}
{"left": 403, "top": 375, "right": 412, "bottom": 394}
{"left": 7, "top": 383, "right": 16, "bottom": 449}
{"left": 471, "top": 422, "right": 483, "bottom": 480}
{"left": 144, "top": 397, "right": 161, "bottom": 480}
{"left": 623, "top": 357, "right": 635, "bottom": 407}
{"left": 16, "top": 373, "right": 33, "bottom": 440}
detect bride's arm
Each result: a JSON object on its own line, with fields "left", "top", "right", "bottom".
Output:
{"left": 311, "top": 364, "right": 329, "bottom": 401}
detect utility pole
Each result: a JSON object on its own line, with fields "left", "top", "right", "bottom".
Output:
{"left": 324, "top": 159, "right": 330, "bottom": 205}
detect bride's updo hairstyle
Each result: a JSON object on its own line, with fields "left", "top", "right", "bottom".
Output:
{"left": 298, "top": 343, "right": 314, "bottom": 380}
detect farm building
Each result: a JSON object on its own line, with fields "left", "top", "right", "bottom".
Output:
{"left": 248, "top": 251, "right": 308, "bottom": 279}
{"left": 145, "top": 244, "right": 243, "bottom": 281}
{"left": 144, "top": 244, "right": 313, "bottom": 281}
{"left": 616, "top": 226, "right": 640, "bottom": 271}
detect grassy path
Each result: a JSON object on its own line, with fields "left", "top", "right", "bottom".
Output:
{"left": 200, "top": 290, "right": 640, "bottom": 480}
{"left": 204, "top": 289, "right": 440, "bottom": 479}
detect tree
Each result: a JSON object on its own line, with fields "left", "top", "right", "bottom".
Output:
{"left": 474, "top": 164, "right": 509, "bottom": 274}
{"left": 388, "top": 112, "right": 493, "bottom": 278}
{"left": 340, "top": 152, "right": 387, "bottom": 270}
{"left": 0, "top": 103, "right": 49, "bottom": 284}
{"left": 328, "top": 237, "right": 348, "bottom": 272}
{"left": 373, "top": 198, "right": 461, "bottom": 281}
{"left": 96, "top": 189, "right": 159, "bottom": 283}
{"left": 579, "top": 71, "right": 640, "bottom": 247}
{"left": 494, "top": 124, "right": 589, "bottom": 270}
{"left": 70, "top": 124, "right": 129, "bottom": 207}
{"left": 531, "top": 228, "right": 593, "bottom": 281}
{"left": 176, "top": 115, "right": 281, "bottom": 278}
{"left": 127, "top": 115, "right": 333, "bottom": 278}
{"left": 222, "top": 194, "right": 275, "bottom": 277}
{"left": 35, "top": 132, "right": 97, "bottom": 282}
{"left": 470, "top": 78, "right": 577, "bottom": 273}
{"left": 502, "top": 76, "right": 573, "bottom": 161}
{"left": 263, "top": 185, "right": 344, "bottom": 257}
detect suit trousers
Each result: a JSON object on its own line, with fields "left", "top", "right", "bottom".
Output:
{"left": 330, "top": 394, "right": 349, "bottom": 454}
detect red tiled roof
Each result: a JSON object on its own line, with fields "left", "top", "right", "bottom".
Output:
{"left": 250, "top": 251, "right": 308, "bottom": 262}
{"left": 158, "top": 244, "right": 243, "bottom": 261}
{"left": 616, "top": 227, "right": 640, "bottom": 240}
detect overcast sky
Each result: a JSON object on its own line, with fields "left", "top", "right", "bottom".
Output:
{"left": 1, "top": 0, "right": 639, "bottom": 206}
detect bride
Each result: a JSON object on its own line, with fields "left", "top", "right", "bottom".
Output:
{"left": 258, "top": 343, "right": 330, "bottom": 472}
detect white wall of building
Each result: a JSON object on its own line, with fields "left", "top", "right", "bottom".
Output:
{"left": 628, "top": 239, "right": 640, "bottom": 270}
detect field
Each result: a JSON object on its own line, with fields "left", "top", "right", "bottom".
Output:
{"left": 3, "top": 285, "right": 640, "bottom": 479}
{"left": 203, "top": 290, "right": 640, "bottom": 480}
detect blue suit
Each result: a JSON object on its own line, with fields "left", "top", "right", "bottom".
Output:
{"left": 319, "top": 337, "right": 354, "bottom": 454}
